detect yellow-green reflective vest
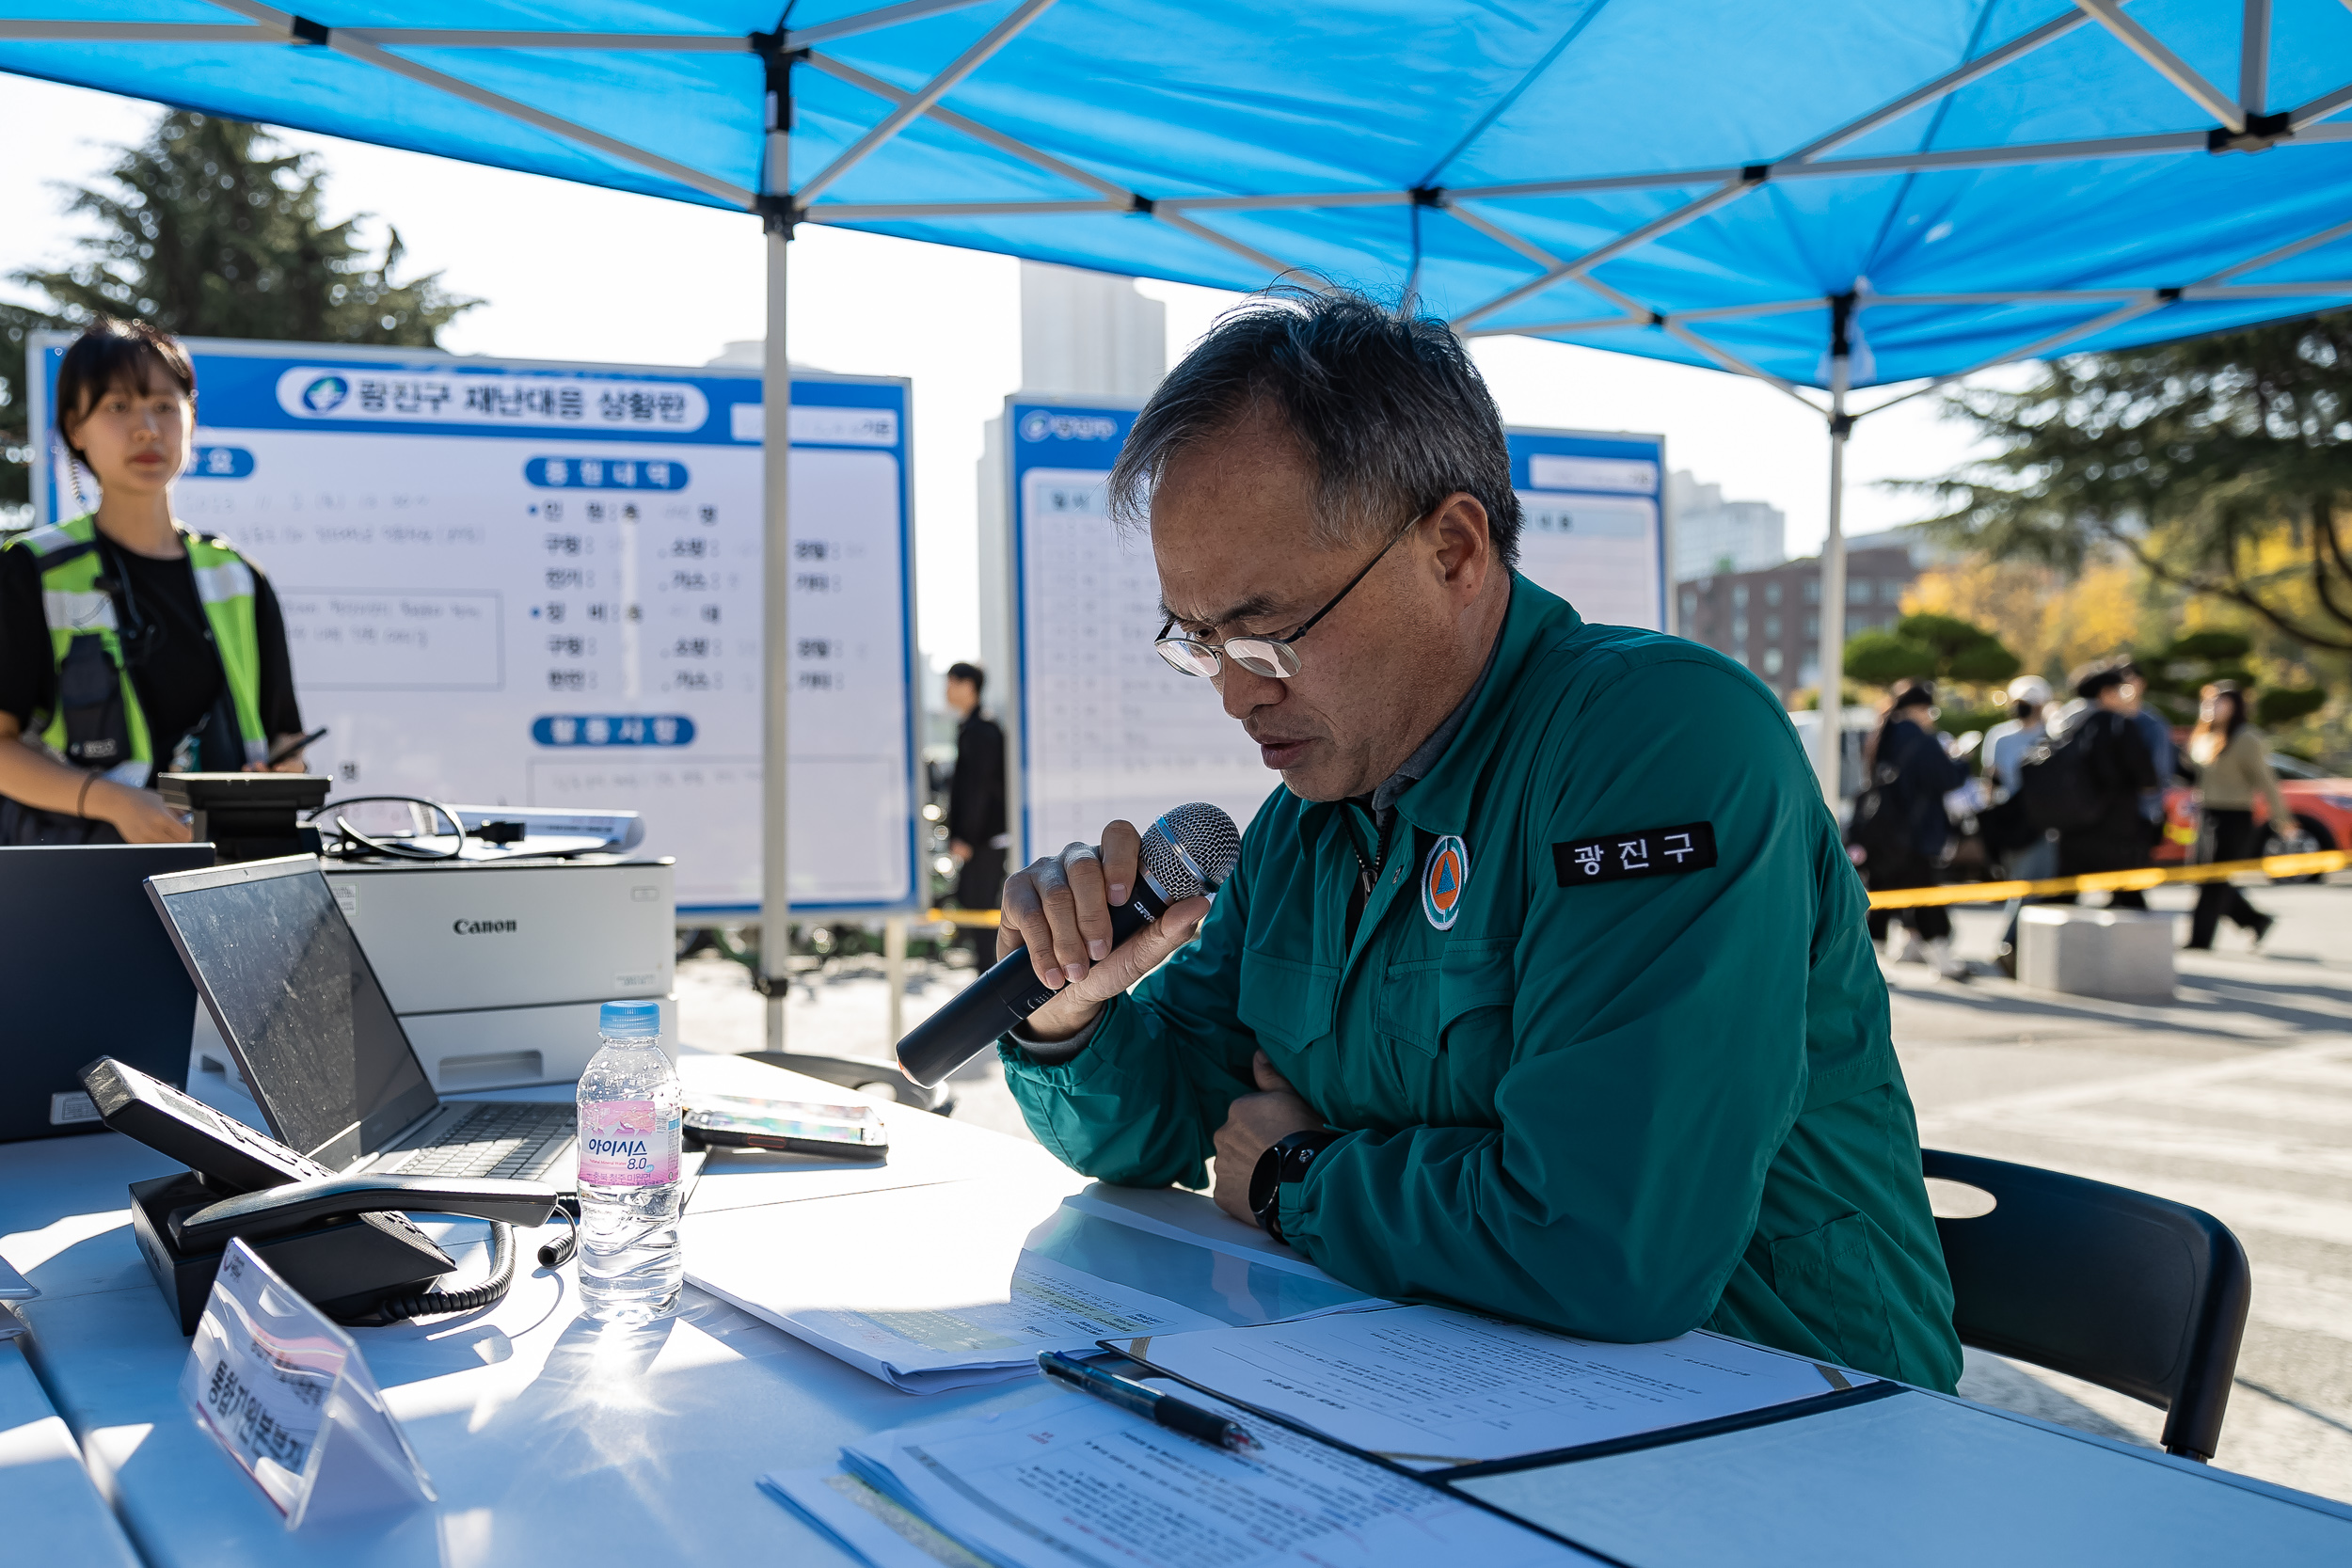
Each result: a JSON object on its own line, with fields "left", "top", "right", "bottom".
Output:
{"left": 5, "top": 515, "right": 267, "bottom": 773}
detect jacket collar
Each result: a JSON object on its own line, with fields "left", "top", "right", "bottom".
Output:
{"left": 1295, "top": 573, "right": 1582, "bottom": 838}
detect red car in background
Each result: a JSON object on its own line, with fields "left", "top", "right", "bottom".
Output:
{"left": 2155, "top": 752, "right": 2352, "bottom": 869}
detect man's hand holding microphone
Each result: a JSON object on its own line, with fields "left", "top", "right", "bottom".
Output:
{"left": 993, "top": 820, "right": 1210, "bottom": 1044}
{"left": 968, "top": 807, "right": 1327, "bottom": 1230}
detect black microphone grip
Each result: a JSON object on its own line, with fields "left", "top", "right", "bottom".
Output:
{"left": 896, "top": 885, "right": 1168, "bottom": 1087}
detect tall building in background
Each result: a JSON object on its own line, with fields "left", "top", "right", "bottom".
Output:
{"left": 1018, "top": 261, "right": 1168, "bottom": 397}
{"left": 1668, "top": 469, "right": 1786, "bottom": 583}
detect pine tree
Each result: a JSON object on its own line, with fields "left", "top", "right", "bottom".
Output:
{"left": 3, "top": 111, "right": 482, "bottom": 511}
{"left": 1916, "top": 311, "right": 2352, "bottom": 654}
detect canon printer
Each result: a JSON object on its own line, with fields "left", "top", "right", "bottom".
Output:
{"left": 315, "top": 857, "right": 677, "bottom": 1091}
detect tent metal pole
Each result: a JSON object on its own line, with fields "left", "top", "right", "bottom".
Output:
{"left": 761, "top": 67, "right": 795, "bottom": 1052}
{"left": 2241, "top": 0, "right": 2270, "bottom": 117}
{"left": 1816, "top": 296, "right": 1853, "bottom": 804}
{"left": 793, "top": 0, "right": 1059, "bottom": 205}
{"left": 2074, "top": 0, "right": 2247, "bottom": 132}
{"left": 196, "top": 0, "right": 758, "bottom": 206}
{"left": 1451, "top": 8, "right": 2091, "bottom": 330}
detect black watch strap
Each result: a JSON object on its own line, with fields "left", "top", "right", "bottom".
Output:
{"left": 1248, "top": 1129, "right": 1343, "bottom": 1244}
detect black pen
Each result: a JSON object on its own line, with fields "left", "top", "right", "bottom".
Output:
{"left": 1037, "top": 1351, "right": 1261, "bottom": 1451}
{"left": 265, "top": 726, "right": 328, "bottom": 767}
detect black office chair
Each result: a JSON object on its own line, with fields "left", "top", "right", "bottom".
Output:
{"left": 1922, "top": 1148, "right": 2252, "bottom": 1461}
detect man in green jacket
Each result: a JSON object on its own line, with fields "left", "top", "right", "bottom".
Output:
{"left": 994, "top": 287, "right": 1961, "bottom": 1391}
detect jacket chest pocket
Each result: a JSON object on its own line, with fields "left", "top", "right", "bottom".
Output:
{"left": 1374, "top": 938, "right": 1517, "bottom": 1059}
{"left": 1237, "top": 947, "right": 1339, "bottom": 1055}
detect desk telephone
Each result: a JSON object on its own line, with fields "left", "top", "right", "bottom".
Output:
{"left": 81, "top": 1057, "right": 565, "bottom": 1334}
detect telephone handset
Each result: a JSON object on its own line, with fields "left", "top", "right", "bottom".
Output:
{"left": 82, "top": 1057, "right": 564, "bottom": 1333}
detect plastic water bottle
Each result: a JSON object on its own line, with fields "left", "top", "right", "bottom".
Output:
{"left": 575, "top": 1000, "right": 683, "bottom": 1323}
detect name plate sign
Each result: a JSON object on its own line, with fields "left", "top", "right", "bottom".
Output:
{"left": 181, "top": 1239, "right": 436, "bottom": 1529}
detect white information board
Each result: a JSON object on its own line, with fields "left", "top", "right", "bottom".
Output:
{"left": 1508, "top": 427, "right": 1669, "bottom": 632}
{"left": 984, "top": 399, "right": 1274, "bottom": 866}
{"left": 32, "top": 336, "right": 917, "bottom": 914}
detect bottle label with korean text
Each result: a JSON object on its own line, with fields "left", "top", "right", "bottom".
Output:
{"left": 578, "top": 1099, "right": 680, "bottom": 1186}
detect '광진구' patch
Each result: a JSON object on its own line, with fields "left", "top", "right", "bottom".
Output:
{"left": 1552, "top": 822, "right": 1717, "bottom": 886}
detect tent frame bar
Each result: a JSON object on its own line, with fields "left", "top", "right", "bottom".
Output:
{"left": 791, "top": 0, "right": 1059, "bottom": 207}
{"left": 2242, "top": 0, "right": 2271, "bottom": 119}
{"left": 2074, "top": 0, "right": 2247, "bottom": 134}
{"left": 195, "top": 0, "right": 758, "bottom": 205}
{"left": 0, "top": 1, "right": 995, "bottom": 52}
{"left": 1449, "top": 10, "right": 2105, "bottom": 329}
{"left": 801, "top": 49, "right": 1319, "bottom": 280}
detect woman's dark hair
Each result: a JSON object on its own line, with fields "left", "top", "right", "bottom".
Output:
{"left": 1107, "top": 284, "right": 1522, "bottom": 565}
{"left": 55, "top": 319, "right": 197, "bottom": 464}
{"left": 2205, "top": 681, "right": 2248, "bottom": 739}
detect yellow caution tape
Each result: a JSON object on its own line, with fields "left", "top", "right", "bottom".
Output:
{"left": 921, "top": 856, "right": 2350, "bottom": 924}
{"left": 924, "top": 908, "right": 1003, "bottom": 927}
{"left": 1866, "top": 850, "right": 2349, "bottom": 911}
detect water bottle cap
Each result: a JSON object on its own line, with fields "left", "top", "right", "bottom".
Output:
{"left": 599, "top": 999, "right": 661, "bottom": 1038}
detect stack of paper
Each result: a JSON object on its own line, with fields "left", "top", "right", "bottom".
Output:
{"left": 1105, "top": 1305, "right": 1872, "bottom": 1472}
{"left": 763, "top": 1388, "right": 1597, "bottom": 1568}
{"left": 683, "top": 1183, "right": 1386, "bottom": 1392}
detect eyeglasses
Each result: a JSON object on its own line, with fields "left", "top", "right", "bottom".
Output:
{"left": 1154, "top": 516, "right": 1417, "bottom": 680}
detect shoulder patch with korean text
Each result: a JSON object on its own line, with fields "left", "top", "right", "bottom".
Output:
{"left": 1552, "top": 822, "right": 1717, "bottom": 886}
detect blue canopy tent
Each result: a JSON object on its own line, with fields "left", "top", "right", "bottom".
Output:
{"left": 8, "top": 0, "right": 2352, "bottom": 1028}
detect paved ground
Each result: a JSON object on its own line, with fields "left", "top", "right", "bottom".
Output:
{"left": 674, "top": 877, "right": 2352, "bottom": 1503}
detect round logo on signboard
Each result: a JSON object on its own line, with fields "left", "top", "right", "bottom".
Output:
{"left": 301, "top": 374, "right": 350, "bottom": 413}
{"left": 1019, "top": 410, "right": 1054, "bottom": 442}
{"left": 1422, "top": 835, "right": 1469, "bottom": 930}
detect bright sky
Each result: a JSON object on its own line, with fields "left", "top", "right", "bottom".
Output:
{"left": 3, "top": 75, "right": 2019, "bottom": 664}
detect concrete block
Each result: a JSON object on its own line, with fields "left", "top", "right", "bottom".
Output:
{"left": 2016, "top": 906, "right": 2174, "bottom": 1004}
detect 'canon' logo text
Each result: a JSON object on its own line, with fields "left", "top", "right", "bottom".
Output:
{"left": 453, "top": 918, "right": 518, "bottom": 935}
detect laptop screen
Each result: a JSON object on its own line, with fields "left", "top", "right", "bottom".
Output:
{"left": 151, "top": 861, "right": 437, "bottom": 1167}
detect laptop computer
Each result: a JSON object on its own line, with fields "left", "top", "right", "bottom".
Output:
{"left": 143, "top": 855, "right": 580, "bottom": 1183}
{"left": 0, "top": 844, "right": 216, "bottom": 1141}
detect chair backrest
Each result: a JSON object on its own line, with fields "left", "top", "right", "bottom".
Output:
{"left": 1923, "top": 1148, "right": 2251, "bottom": 1461}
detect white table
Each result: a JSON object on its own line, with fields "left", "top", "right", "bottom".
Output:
{"left": 0, "top": 1075, "right": 1090, "bottom": 1568}
{"left": 6, "top": 1074, "right": 2351, "bottom": 1567}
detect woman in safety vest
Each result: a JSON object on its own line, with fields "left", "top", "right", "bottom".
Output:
{"left": 0, "top": 319, "right": 308, "bottom": 844}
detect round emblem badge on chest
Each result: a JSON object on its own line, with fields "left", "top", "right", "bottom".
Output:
{"left": 1422, "top": 834, "right": 1469, "bottom": 930}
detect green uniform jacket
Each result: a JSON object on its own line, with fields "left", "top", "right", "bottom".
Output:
{"left": 1003, "top": 577, "right": 1963, "bottom": 1391}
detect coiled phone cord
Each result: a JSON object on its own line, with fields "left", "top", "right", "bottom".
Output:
{"left": 363, "top": 1221, "right": 516, "bottom": 1324}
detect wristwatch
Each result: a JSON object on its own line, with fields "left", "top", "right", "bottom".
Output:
{"left": 1248, "top": 1129, "right": 1343, "bottom": 1244}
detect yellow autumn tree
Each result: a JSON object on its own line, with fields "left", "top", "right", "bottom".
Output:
{"left": 1905, "top": 553, "right": 2149, "bottom": 681}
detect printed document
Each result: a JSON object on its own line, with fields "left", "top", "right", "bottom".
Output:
{"left": 773, "top": 1388, "right": 1594, "bottom": 1568}
{"left": 685, "top": 1180, "right": 1384, "bottom": 1392}
{"left": 1109, "top": 1305, "right": 1865, "bottom": 1469}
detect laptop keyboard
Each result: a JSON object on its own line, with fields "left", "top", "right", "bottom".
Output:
{"left": 381, "top": 1101, "right": 576, "bottom": 1180}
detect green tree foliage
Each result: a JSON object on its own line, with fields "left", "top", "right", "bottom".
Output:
{"left": 1844, "top": 610, "right": 2020, "bottom": 689}
{"left": 2258, "top": 686, "right": 2328, "bottom": 729}
{"left": 2136, "top": 626, "right": 2327, "bottom": 729}
{"left": 2, "top": 111, "right": 481, "bottom": 510}
{"left": 1917, "top": 311, "right": 2352, "bottom": 654}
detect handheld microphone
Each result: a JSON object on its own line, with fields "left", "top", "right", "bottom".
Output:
{"left": 895, "top": 802, "right": 1241, "bottom": 1087}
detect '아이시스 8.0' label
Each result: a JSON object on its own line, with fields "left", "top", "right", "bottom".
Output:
{"left": 577, "top": 1099, "right": 680, "bottom": 1186}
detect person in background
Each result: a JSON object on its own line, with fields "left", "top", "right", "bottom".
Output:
{"left": 2185, "top": 681, "right": 2288, "bottom": 951}
{"left": 1984, "top": 675, "right": 2058, "bottom": 975}
{"left": 2049, "top": 659, "right": 2158, "bottom": 911}
{"left": 2121, "top": 657, "right": 2178, "bottom": 830}
{"left": 1860, "top": 683, "right": 1971, "bottom": 980}
{"left": 1983, "top": 675, "right": 2053, "bottom": 806}
{"left": 0, "top": 319, "right": 309, "bottom": 846}
{"left": 944, "top": 660, "right": 1008, "bottom": 964}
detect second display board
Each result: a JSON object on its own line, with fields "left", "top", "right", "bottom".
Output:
{"left": 984, "top": 398, "right": 1667, "bottom": 865}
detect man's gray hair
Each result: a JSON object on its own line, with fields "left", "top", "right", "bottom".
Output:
{"left": 1107, "top": 285, "right": 1521, "bottom": 566}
